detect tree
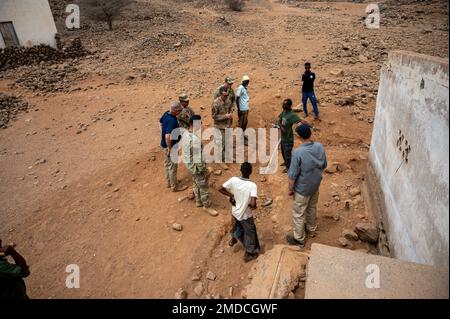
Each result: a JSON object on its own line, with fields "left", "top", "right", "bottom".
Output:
{"left": 83, "top": 0, "right": 134, "bottom": 31}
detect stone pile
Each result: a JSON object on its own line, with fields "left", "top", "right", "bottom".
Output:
{"left": 0, "top": 38, "right": 89, "bottom": 71}
{"left": 11, "top": 63, "right": 85, "bottom": 93}
{"left": 0, "top": 93, "right": 32, "bottom": 128}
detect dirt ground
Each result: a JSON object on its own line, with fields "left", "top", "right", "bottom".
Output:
{"left": 0, "top": 0, "right": 448, "bottom": 298}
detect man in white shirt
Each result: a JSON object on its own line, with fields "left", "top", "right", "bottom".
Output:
{"left": 219, "top": 162, "right": 260, "bottom": 262}
{"left": 236, "top": 75, "right": 250, "bottom": 132}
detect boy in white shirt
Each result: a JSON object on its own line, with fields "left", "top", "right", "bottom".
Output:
{"left": 219, "top": 162, "right": 260, "bottom": 262}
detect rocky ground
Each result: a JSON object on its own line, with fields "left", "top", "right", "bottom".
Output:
{"left": 0, "top": 0, "right": 448, "bottom": 298}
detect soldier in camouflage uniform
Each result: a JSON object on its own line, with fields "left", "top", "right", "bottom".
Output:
{"left": 213, "top": 77, "right": 236, "bottom": 107}
{"left": 177, "top": 93, "right": 195, "bottom": 130}
{"left": 212, "top": 86, "right": 233, "bottom": 169}
{"left": 181, "top": 115, "right": 218, "bottom": 217}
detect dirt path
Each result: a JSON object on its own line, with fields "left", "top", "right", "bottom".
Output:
{"left": 0, "top": 0, "right": 448, "bottom": 298}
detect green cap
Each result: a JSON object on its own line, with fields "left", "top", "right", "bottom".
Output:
{"left": 225, "top": 77, "right": 235, "bottom": 85}
{"left": 179, "top": 93, "right": 189, "bottom": 102}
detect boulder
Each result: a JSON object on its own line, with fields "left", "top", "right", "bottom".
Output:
{"left": 355, "top": 223, "right": 379, "bottom": 243}
{"left": 342, "top": 229, "right": 359, "bottom": 241}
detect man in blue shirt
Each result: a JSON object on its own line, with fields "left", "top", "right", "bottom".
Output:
{"left": 286, "top": 124, "right": 327, "bottom": 247}
{"left": 236, "top": 75, "right": 250, "bottom": 132}
{"left": 160, "top": 102, "right": 188, "bottom": 192}
{"left": 301, "top": 62, "right": 320, "bottom": 120}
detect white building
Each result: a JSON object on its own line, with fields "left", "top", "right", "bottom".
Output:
{"left": 0, "top": 0, "right": 58, "bottom": 49}
{"left": 367, "top": 51, "right": 449, "bottom": 267}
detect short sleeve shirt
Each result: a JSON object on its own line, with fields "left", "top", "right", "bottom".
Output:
{"left": 160, "top": 111, "right": 181, "bottom": 148}
{"left": 223, "top": 177, "right": 258, "bottom": 221}
{"left": 279, "top": 110, "right": 301, "bottom": 143}
{"left": 236, "top": 85, "right": 250, "bottom": 111}
{"left": 0, "top": 257, "right": 21, "bottom": 278}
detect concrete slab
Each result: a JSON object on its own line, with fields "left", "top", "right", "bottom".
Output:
{"left": 243, "top": 245, "right": 308, "bottom": 299}
{"left": 305, "top": 244, "right": 449, "bottom": 299}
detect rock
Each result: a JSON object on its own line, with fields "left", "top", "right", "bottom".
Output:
{"left": 325, "top": 162, "right": 341, "bottom": 174}
{"left": 172, "top": 223, "right": 183, "bottom": 231}
{"left": 174, "top": 42, "right": 182, "bottom": 48}
{"left": 333, "top": 214, "right": 340, "bottom": 221}
{"left": 213, "top": 170, "right": 222, "bottom": 176}
{"left": 355, "top": 222, "right": 379, "bottom": 243}
{"left": 330, "top": 69, "right": 345, "bottom": 77}
{"left": 193, "top": 282, "right": 204, "bottom": 296}
{"left": 174, "top": 288, "right": 187, "bottom": 299}
{"left": 106, "top": 182, "right": 113, "bottom": 187}
{"left": 192, "top": 269, "right": 202, "bottom": 281}
{"left": 342, "top": 229, "right": 359, "bottom": 241}
{"left": 177, "top": 195, "right": 189, "bottom": 203}
{"left": 262, "top": 198, "right": 273, "bottom": 207}
{"left": 206, "top": 271, "right": 217, "bottom": 281}
{"left": 113, "top": 187, "right": 120, "bottom": 192}
{"left": 349, "top": 187, "right": 361, "bottom": 197}
{"left": 229, "top": 286, "right": 234, "bottom": 297}
{"left": 344, "top": 200, "right": 351, "bottom": 210}
{"left": 338, "top": 237, "right": 351, "bottom": 248}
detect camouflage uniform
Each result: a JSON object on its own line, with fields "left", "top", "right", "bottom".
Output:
{"left": 177, "top": 94, "right": 195, "bottom": 129}
{"left": 177, "top": 106, "right": 195, "bottom": 129}
{"left": 181, "top": 131, "right": 211, "bottom": 207}
{"left": 212, "top": 96, "right": 233, "bottom": 162}
{"left": 213, "top": 85, "right": 236, "bottom": 107}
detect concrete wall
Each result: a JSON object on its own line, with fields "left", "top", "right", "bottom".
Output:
{"left": 369, "top": 50, "right": 449, "bottom": 267}
{"left": 0, "top": 0, "right": 57, "bottom": 48}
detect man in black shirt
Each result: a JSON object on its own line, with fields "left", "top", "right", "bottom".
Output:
{"left": 301, "top": 62, "right": 320, "bottom": 120}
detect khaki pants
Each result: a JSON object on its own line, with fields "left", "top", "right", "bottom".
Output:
{"left": 193, "top": 172, "right": 211, "bottom": 208}
{"left": 163, "top": 148, "right": 178, "bottom": 188}
{"left": 292, "top": 191, "right": 319, "bottom": 243}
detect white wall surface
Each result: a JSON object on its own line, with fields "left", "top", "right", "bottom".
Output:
{"left": 369, "top": 50, "right": 449, "bottom": 267}
{"left": 0, "top": 0, "right": 57, "bottom": 48}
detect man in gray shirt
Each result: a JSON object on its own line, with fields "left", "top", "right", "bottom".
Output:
{"left": 286, "top": 124, "right": 327, "bottom": 247}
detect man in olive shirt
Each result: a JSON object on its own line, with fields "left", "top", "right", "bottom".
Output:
{"left": 177, "top": 93, "right": 195, "bottom": 130}
{"left": 0, "top": 240, "right": 30, "bottom": 299}
{"left": 213, "top": 77, "right": 236, "bottom": 107}
{"left": 278, "top": 99, "right": 308, "bottom": 173}
{"left": 212, "top": 86, "right": 233, "bottom": 169}
{"left": 181, "top": 115, "right": 218, "bottom": 217}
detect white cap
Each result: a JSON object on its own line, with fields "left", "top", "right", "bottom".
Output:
{"left": 242, "top": 75, "right": 250, "bottom": 82}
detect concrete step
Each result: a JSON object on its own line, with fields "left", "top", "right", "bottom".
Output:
{"left": 305, "top": 243, "right": 449, "bottom": 299}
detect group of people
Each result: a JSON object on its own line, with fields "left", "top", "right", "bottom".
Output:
{"left": 160, "top": 62, "right": 327, "bottom": 262}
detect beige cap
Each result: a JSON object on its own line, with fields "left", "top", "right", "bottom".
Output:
{"left": 179, "top": 93, "right": 189, "bottom": 102}
{"left": 242, "top": 75, "right": 250, "bottom": 82}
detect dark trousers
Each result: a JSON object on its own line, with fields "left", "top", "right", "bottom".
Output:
{"left": 232, "top": 216, "right": 260, "bottom": 255}
{"left": 0, "top": 277, "right": 29, "bottom": 299}
{"left": 281, "top": 141, "right": 294, "bottom": 169}
{"left": 302, "top": 91, "right": 319, "bottom": 116}
{"left": 238, "top": 110, "right": 249, "bottom": 132}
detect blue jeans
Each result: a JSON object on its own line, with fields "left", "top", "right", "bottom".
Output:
{"left": 302, "top": 91, "right": 319, "bottom": 116}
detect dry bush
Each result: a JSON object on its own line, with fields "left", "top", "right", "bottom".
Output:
{"left": 225, "top": 0, "right": 245, "bottom": 11}
{"left": 82, "top": 0, "right": 135, "bottom": 30}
